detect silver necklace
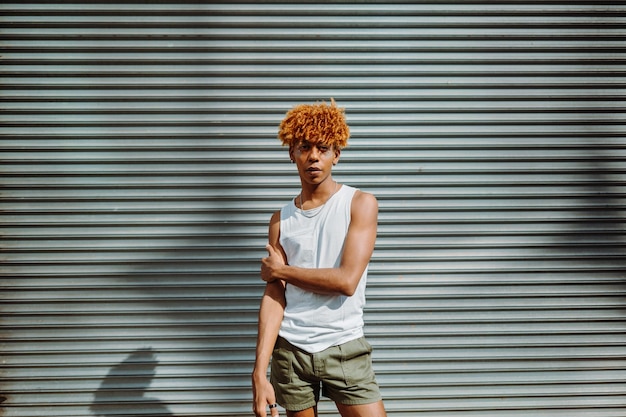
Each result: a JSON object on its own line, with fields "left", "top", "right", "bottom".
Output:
{"left": 300, "top": 181, "right": 338, "bottom": 210}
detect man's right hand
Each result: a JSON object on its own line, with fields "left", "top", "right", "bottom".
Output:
{"left": 252, "top": 375, "right": 280, "bottom": 417}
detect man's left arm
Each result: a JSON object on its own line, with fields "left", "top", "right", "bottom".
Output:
{"left": 261, "top": 190, "right": 378, "bottom": 296}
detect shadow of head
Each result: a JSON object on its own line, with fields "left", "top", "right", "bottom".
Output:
{"left": 91, "top": 347, "right": 174, "bottom": 416}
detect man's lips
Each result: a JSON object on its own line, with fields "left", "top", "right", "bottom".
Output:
{"left": 306, "top": 167, "right": 321, "bottom": 172}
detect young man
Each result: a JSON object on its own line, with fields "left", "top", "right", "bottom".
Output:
{"left": 252, "top": 100, "right": 387, "bottom": 417}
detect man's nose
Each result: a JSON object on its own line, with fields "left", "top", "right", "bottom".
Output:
{"left": 308, "top": 147, "right": 320, "bottom": 160}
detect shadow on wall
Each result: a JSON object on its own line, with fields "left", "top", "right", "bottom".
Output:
{"left": 91, "top": 347, "right": 175, "bottom": 417}
{"left": 567, "top": 145, "right": 626, "bottom": 270}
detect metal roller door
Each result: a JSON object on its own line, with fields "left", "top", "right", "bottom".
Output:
{"left": 1, "top": 2, "right": 625, "bottom": 416}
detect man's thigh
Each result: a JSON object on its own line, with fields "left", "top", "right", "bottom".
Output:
{"left": 285, "top": 401, "right": 387, "bottom": 417}
{"left": 286, "top": 406, "right": 318, "bottom": 417}
{"left": 337, "top": 400, "right": 387, "bottom": 417}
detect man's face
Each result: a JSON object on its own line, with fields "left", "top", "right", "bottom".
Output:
{"left": 290, "top": 139, "right": 340, "bottom": 184}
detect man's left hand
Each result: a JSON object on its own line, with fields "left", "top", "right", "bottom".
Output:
{"left": 261, "top": 244, "right": 284, "bottom": 283}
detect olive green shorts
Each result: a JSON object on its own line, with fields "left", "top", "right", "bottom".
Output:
{"left": 270, "top": 336, "right": 382, "bottom": 412}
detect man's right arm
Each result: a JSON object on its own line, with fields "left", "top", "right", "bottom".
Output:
{"left": 252, "top": 280, "right": 284, "bottom": 417}
{"left": 252, "top": 211, "right": 286, "bottom": 417}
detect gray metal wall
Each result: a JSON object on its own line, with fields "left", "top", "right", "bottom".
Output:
{"left": 1, "top": 2, "right": 625, "bottom": 416}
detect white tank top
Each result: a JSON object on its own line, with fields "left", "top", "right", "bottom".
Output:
{"left": 278, "top": 185, "right": 367, "bottom": 353}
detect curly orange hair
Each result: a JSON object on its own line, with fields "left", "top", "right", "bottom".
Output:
{"left": 278, "top": 99, "right": 350, "bottom": 149}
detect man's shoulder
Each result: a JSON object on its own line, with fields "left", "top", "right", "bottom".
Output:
{"left": 350, "top": 188, "right": 378, "bottom": 217}
{"left": 352, "top": 188, "right": 377, "bottom": 205}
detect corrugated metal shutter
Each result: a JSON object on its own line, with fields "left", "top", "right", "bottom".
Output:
{"left": 1, "top": 2, "right": 625, "bottom": 416}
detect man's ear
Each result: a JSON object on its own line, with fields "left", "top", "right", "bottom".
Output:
{"left": 333, "top": 148, "right": 341, "bottom": 165}
{"left": 289, "top": 145, "right": 295, "bottom": 163}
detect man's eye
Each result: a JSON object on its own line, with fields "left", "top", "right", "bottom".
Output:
{"left": 319, "top": 147, "right": 329, "bottom": 153}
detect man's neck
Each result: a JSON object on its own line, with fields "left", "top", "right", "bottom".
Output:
{"left": 300, "top": 180, "right": 339, "bottom": 209}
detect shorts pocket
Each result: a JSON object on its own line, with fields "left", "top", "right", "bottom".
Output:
{"left": 340, "top": 338, "right": 374, "bottom": 386}
{"left": 271, "top": 345, "right": 293, "bottom": 384}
